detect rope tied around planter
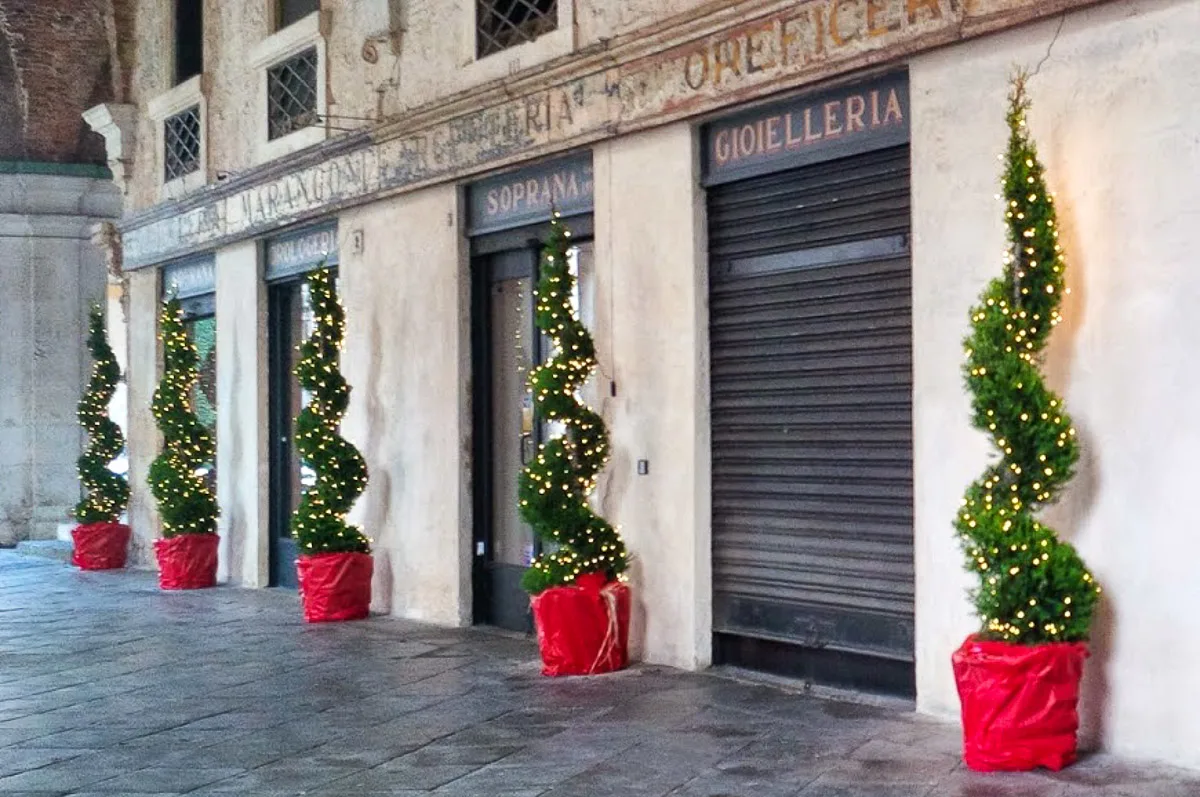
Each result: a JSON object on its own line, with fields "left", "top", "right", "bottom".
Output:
{"left": 587, "top": 582, "right": 622, "bottom": 675}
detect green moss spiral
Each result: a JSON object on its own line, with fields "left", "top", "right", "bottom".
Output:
{"left": 75, "top": 305, "right": 130, "bottom": 524}
{"left": 148, "top": 297, "right": 218, "bottom": 537}
{"left": 956, "top": 74, "right": 1100, "bottom": 644}
{"left": 290, "top": 266, "right": 370, "bottom": 555}
{"left": 519, "top": 216, "right": 628, "bottom": 594}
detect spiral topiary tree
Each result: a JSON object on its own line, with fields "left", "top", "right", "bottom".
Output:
{"left": 148, "top": 297, "right": 218, "bottom": 536}
{"left": 75, "top": 305, "right": 129, "bottom": 524}
{"left": 955, "top": 72, "right": 1100, "bottom": 644}
{"left": 519, "top": 215, "right": 628, "bottom": 594}
{"left": 290, "top": 266, "right": 370, "bottom": 555}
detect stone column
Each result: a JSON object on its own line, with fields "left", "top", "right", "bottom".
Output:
{"left": 215, "top": 240, "right": 269, "bottom": 586}
{"left": 124, "top": 267, "right": 161, "bottom": 565}
{"left": 0, "top": 170, "right": 122, "bottom": 545}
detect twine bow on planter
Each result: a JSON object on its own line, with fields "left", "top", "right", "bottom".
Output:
{"left": 518, "top": 215, "right": 632, "bottom": 677}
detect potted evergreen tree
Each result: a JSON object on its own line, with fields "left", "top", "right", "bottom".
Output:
{"left": 291, "top": 266, "right": 372, "bottom": 623}
{"left": 71, "top": 305, "right": 131, "bottom": 570}
{"left": 519, "top": 215, "right": 631, "bottom": 677}
{"left": 148, "top": 296, "right": 220, "bottom": 589}
{"left": 952, "top": 72, "right": 1102, "bottom": 772}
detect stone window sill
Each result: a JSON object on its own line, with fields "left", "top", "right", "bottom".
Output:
{"left": 147, "top": 76, "right": 208, "bottom": 203}
{"left": 460, "top": 3, "right": 574, "bottom": 86}
{"left": 251, "top": 11, "right": 329, "bottom": 165}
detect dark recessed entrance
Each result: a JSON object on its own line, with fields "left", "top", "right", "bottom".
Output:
{"left": 265, "top": 223, "right": 338, "bottom": 589}
{"left": 466, "top": 153, "right": 595, "bottom": 632}
{"left": 703, "top": 72, "right": 916, "bottom": 698}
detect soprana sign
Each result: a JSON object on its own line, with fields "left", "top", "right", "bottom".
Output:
{"left": 467, "top": 154, "right": 594, "bottom": 235}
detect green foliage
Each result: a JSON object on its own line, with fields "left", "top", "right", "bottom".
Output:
{"left": 519, "top": 216, "right": 628, "bottom": 594}
{"left": 956, "top": 73, "right": 1100, "bottom": 644}
{"left": 75, "top": 305, "right": 129, "bottom": 524}
{"left": 148, "top": 297, "right": 218, "bottom": 537}
{"left": 290, "top": 267, "right": 370, "bottom": 555}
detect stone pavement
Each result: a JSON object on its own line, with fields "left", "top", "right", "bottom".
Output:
{"left": 1, "top": 552, "right": 1197, "bottom": 797}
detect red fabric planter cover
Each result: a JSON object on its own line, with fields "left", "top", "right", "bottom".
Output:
{"left": 297, "top": 552, "right": 373, "bottom": 623}
{"left": 70, "top": 522, "right": 130, "bottom": 570}
{"left": 953, "top": 635, "right": 1088, "bottom": 772}
{"left": 531, "top": 572, "right": 630, "bottom": 677}
{"left": 154, "top": 534, "right": 219, "bottom": 590}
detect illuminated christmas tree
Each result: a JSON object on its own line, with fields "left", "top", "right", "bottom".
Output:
{"left": 148, "top": 297, "right": 218, "bottom": 537}
{"left": 519, "top": 216, "right": 628, "bottom": 594}
{"left": 75, "top": 305, "right": 129, "bottom": 524}
{"left": 955, "top": 73, "right": 1100, "bottom": 644}
{"left": 290, "top": 267, "right": 369, "bottom": 554}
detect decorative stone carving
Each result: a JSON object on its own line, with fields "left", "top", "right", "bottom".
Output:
{"left": 362, "top": 0, "right": 404, "bottom": 63}
{"left": 83, "top": 103, "right": 138, "bottom": 195}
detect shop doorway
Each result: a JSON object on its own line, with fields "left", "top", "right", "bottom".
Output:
{"left": 465, "top": 153, "right": 597, "bottom": 631}
{"left": 472, "top": 246, "right": 541, "bottom": 630}
{"left": 707, "top": 145, "right": 915, "bottom": 696}
{"left": 470, "top": 228, "right": 595, "bottom": 632}
{"left": 162, "top": 256, "right": 217, "bottom": 512}
{"left": 267, "top": 278, "right": 314, "bottom": 589}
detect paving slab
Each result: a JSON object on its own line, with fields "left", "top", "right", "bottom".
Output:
{"left": 1, "top": 552, "right": 1198, "bottom": 796}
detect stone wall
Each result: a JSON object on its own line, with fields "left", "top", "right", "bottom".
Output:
{"left": 0, "top": 175, "right": 122, "bottom": 545}
{"left": 337, "top": 185, "right": 472, "bottom": 624}
{"left": 0, "top": 0, "right": 130, "bottom": 164}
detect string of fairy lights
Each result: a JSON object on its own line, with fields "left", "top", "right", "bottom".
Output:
{"left": 518, "top": 214, "right": 629, "bottom": 594}
{"left": 289, "top": 266, "right": 370, "bottom": 555}
{"left": 148, "top": 296, "right": 219, "bottom": 537}
{"left": 75, "top": 305, "right": 130, "bottom": 525}
{"left": 955, "top": 73, "right": 1100, "bottom": 644}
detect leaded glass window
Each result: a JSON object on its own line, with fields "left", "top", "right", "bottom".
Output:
{"left": 476, "top": 0, "right": 556, "bottom": 58}
{"left": 267, "top": 47, "right": 319, "bottom": 140}
{"left": 164, "top": 105, "right": 201, "bottom": 182}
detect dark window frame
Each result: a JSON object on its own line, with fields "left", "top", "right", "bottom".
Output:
{"left": 476, "top": 0, "right": 557, "bottom": 59}
{"left": 163, "top": 104, "right": 202, "bottom": 183}
{"left": 173, "top": 0, "right": 204, "bottom": 85}
{"left": 275, "top": 0, "right": 320, "bottom": 31}
{"left": 267, "top": 267, "right": 336, "bottom": 588}
{"left": 267, "top": 46, "right": 320, "bottom": 141}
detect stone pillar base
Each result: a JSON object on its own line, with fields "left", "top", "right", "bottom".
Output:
{"left": 0, "top": 169, "right": 122, "bottom": 545}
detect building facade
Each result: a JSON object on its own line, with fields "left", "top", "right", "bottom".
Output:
{"left": 101, "top": 0, "right": 1200, "bottom": 770}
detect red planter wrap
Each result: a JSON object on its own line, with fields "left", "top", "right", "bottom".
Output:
{"left": 531, "top": 572, "right": 631, "bottom": 677}
{"left": 297, "top": 552, "right": 373, "bottom": 623}
{"left": 953, "top": 635, "right": 1088, "bottom": 772}
{"left": 70, "top": 522, "right": 130, "bottom": 570}
{"left": 154, "top": 534, "right": 219, "bottom": 590}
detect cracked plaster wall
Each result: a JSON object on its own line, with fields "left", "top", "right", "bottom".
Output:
{"left": 124, "top": 0, "right": 715, "bottom": 211}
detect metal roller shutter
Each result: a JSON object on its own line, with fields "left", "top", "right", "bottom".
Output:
{"left": 709, "top": 145, "right": 914, "bottom": 693}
